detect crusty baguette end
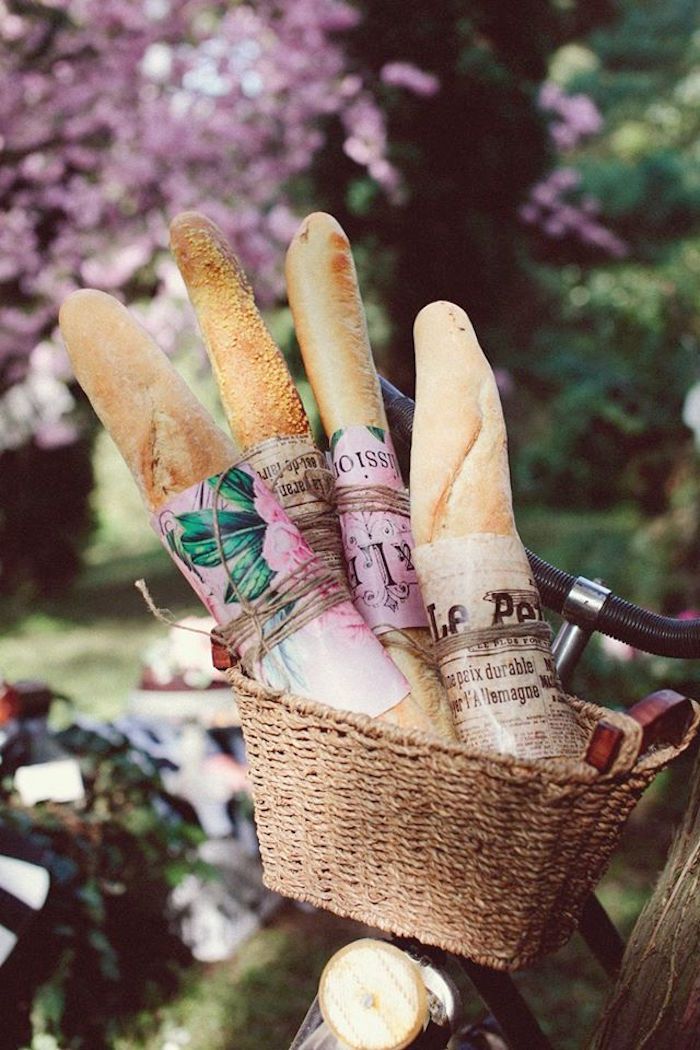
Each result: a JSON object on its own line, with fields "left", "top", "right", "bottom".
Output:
{"left": 59, "top": 289, "right": 236, "bottom": 510}
{"left": 411, "top": 301, "right": 515, "bottom": 546}
{"left": 285, "top": 212, "right": 387, "bottom": 434}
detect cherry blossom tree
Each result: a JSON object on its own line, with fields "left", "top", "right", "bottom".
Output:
{"left": 0, "top": 0, "right": 425, "bottom": 451}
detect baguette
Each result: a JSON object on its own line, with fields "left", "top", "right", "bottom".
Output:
{"left": 286, "top": 213, "right": 456, "bottom": 740}
{"left": 59, "top": 289, "right": 236, "bottom": 510}
{"left": 60, "top": 287, "right": 411, "bottom": 717}
{"left": 411, "top": 301, "right": 581, "bottom": 758}
{"left": 285, "top": 212, "right": 386, "bottom": 435}
{"left": 169, "top": 211, "right": 310, "bottom": 448}
{"left": 169, "top": 210, "right": 348, "bottom": 584}
{"left": 411, "top": 301, "right": 515, "bottom": 544}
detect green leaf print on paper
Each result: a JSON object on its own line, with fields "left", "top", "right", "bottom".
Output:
{"left": 330, "top": 429, "right": 343, "bottom": 455}
{"left": 173, "top": 467, "right": 275, "bottom": 603}
{"left": 176, "top": 508, "right": 274, "bottom": 602}
{"left": 215, "top": 466, "right": 258, "bottom": 512}
{"left": 331, "top": 426, "right": 385, "bottom": 453}
{"left": 165, "top": 525, "right": 188, "bottom": 566}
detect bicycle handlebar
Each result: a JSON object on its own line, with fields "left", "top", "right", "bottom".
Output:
{"left": 380, "top": 376, "right": 700, "bottom": 660}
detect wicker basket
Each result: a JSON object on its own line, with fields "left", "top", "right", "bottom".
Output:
{"left": 228, "top": 666, "right": 698, "bottom": 971}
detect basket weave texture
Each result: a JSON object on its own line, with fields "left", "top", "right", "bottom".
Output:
{"left": 228, "top": 666, "right": 699, "bottom": 971}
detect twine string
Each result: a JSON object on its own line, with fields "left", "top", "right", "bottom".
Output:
{"left": 219, "top": 558, "right": 347, "bottom": 669}
{"left": 289, "top": 505, "right": 344, "bottom": 564}
{"left": 134, "top": 578, "right": 229, "bottom": 651}
{"left": 210, "top": 465, "right": 346, "bottom": 679}
{"left": 434, "top": 619, "right": 553, "bottom": 662}
{"left": 364, "top": 620, "right": 553, "bottom": 670}
{"left": 335, "top": 483, "right": 411, "bottom": 517}
{"left": 243, "top": 438, "right": 345, "bottom": 568}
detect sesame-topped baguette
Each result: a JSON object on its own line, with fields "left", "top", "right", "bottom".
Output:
{"left": 170, "top": 211, "right": 348, "bottom": 585}
{"left": 59, "top": 289, "right": 237, "bottom": 511}
{"left": 285, "top": 212, "right": 387, "bottom": 434}
{"left": 286, "top": 213, "right": 456, "bottom": 741}
{"left": 170, "top": 211, "right": 310, "bottom": 448}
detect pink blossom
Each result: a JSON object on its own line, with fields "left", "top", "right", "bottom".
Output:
{"left": 531, "top": 182, "right": 559, "bottom": 207}
{"left": 34, "top": 419, "right": 79, "bottom": 450}
{"left": 518, "top": 203, "right": 539, "bottom": 224}
{"left": 262, "top": 520, "right": 311, "bottom": 574}
{"left": 538, "top": 82, "right": 603, "bottom": 152}
{"left": 341, "top": 92, "right": 400, "bottom": 194}
{"left": 522, "top": 168, "right": 627, "bottom": 257}
{"left": 1, "top": 0, "right": 416, "bottom": 448}
{"left": 550, "top": 167, "right": 580, "bottom": 191}
{"left": 538, "top": 81, "right": 561, "bottom": 110}
{"left": 494, "top": 368, "right": 514, "bottom": 398}
{"left": 380, "top": 62, "right": 439, "bottom": 97}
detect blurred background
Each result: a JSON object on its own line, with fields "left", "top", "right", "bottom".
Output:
{"left": 1, "top": 0, "right": 700, "bottom": 1047}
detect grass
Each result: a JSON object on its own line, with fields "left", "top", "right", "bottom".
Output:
{"left": 117, "top": 907, "right": 371, "bottom": 1050}
{"left": 0, "top": 547, "right": 197, "bottom": 719}
{"left": 0, "top": 431, "right": 204, "bottom": 719}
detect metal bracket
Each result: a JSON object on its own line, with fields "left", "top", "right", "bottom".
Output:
{"left": 562, "top": 576, "right": 611, "bottom": 628}
{"left": 553, "top": 577, "right": 612, "bottom": 689}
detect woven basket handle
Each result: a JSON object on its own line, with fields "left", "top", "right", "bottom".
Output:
{"left": 585, "top": 689, "right": 695, "bottom": 773}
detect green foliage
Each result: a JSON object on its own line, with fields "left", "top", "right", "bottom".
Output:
{"left": 513, "top": 241, "right": 700, "bottom": 511}
{"left": 310, "top": 0, "right": 614, "bottom": 388}
{"left": 171, "top": 467, "right": 274, "bottom": 603}
{"left": 574, "top": 1, "right": 700, "bottom": 254}
{"left": 117, "top": 911, "right": 369, "bottom": 1050}
{"left": 507, "top": 0, "right": 700, "bottom": 523}
{"left": 1, "top": 725, "right": 205, "bottom": 1049}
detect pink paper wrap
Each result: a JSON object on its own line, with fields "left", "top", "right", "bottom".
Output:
{"left": 330, "top": 425, "right": 427, "bottom": 633}
{"left": 150, "top": 462, "right": 409, "bottom": 716}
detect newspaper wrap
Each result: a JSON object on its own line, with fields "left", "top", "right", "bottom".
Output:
{"left": 330, "top": 425, "right": 428, "bottom": 633}
{"left": 150, "top": 462, "right": 410, "bottom": 716}
{"left": 415, "top": 535, "right": 581, "bottom": 758}
{"left": 244, "top": 435, "right": 345, "bottom": 580}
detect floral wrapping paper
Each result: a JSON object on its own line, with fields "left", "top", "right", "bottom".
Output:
{"left": 330, "top": 425, "right": 428, "bottom": 633}
{"left": 150, "top": 461, "right": 409, "bottom": 716}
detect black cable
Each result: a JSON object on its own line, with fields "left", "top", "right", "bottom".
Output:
{"left": 380, "top": 377, "right": 700, "bottom": 659}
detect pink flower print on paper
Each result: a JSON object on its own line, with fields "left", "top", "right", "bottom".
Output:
{"left": 262, "top": 520, "right": 312, "bottom": 575}
{"left": 316, "top": 600, "right": 372, "bottom": 648}
{"left": 252, "top": 474, "right": 288, "bottom": 525}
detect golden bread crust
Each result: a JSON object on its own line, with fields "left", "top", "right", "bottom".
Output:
{"left": 411, "top": 301, "right": 516, "bottom": 545}
{"left": 285, "top": 212, "right": 387, "bottom": 435}
{"left": 170, "top": 211, "right": 310, "bottom": 448}
{"left": 59, "top": 289, "right": 237, "bottom": 510}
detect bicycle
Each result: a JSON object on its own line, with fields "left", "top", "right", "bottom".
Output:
{"left": 283, "top": 378, "right": 700, "bottom": 1050}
